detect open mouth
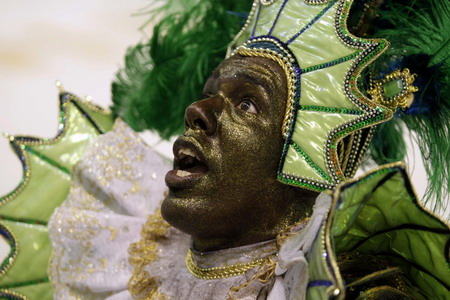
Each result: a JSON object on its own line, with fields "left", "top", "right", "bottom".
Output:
{"left": 165, "top": 138, "right": 209, "bottom": 189}
{"left": 175, "top": 146, "right": 209, "bottom": 177}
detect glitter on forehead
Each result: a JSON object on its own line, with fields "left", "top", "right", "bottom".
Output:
{"left": 215, "top": 56, "right": 285, "bottom": 95}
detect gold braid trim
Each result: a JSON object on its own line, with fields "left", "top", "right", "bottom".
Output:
{"left": 276, "top": 216, "right": 311, "bottom": 247}
{"left": 227, "top": 217, "right": 311, "bottom": 299}
{"left": 186, "top": 249, "right": 271, "bottom": 280}
{"left": 355, "top": 286, "right": 414, "bottom": 300}
{"left": 340, "top": 132, "right": 356, "bottom": 174}
{"left": 234, "top": 47, "right": 296, "bottom": 137}
{"left": 128, "top": 209, "right": 171, "bottom": 300}
{"left": 227, "top": 256, "right": 277, "bottom": 300}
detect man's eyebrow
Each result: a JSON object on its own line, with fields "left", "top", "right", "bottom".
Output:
{"left": 212, "top": 68, "right": 220, "bottom": 79}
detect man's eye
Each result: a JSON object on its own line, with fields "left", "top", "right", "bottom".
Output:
{"left": 202, "top": 93, "right": 215, "bottom": 99}
{"left": 238, "top": 100, "right": 258, "bottom": 114}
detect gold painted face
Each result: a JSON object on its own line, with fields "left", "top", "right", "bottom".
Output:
{"left": 162, "top": 56, "right": 316, "bottom": 251}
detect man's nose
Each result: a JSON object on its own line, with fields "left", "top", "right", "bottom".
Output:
{"left": 185, "top": 96, "right": 222, "bottom": 136}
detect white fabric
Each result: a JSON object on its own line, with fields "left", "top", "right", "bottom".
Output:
{"left": 48, "top": 119, "right": 328, "bottom": 299}
{"left": 48, "top": 120, "right": 171, "bottom": 299}
{"left": 137, "top": 230, "right": 276, "bottom": 299}
{"left": 267, "top": 193, "right": 332, "bottom": 300}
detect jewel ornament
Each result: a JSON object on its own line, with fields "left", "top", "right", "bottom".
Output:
{"left": 227, "top": 0, "right": 392, "bottom": 192}
{"left": 368, "top": 68, "right": 419, "bottom": 111}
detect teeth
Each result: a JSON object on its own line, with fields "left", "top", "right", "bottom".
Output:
{"left": 176, "top": 170, "right": 192, "bottom": 177}
{"left": 178, "top": 147, "right": 198, "bottom": 159}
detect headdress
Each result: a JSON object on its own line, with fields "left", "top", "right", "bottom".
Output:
{"left": 227, "top": 0, "right": 450, "bottom": 205}
{"left": 227, "top": 0, "right": 392, "bottom": 192}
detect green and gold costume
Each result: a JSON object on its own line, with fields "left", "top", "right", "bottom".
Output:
{"left": 0, "top": 0, "right": 449, "bottom": 299}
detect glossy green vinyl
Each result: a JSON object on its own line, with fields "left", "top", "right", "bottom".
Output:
{"left": 307, "top": 163, "right": 450, "bottom": 299}
{"left": 0, "top": 92, "right": 114, "bottom": 299}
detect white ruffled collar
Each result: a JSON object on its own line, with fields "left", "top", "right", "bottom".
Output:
{"left": 190, "top": 239, "right": 277, "bottom": 270}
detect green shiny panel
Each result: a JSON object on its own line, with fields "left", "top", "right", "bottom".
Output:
{"left": 271, "top": 1, "right": 325, "bottom": 42}
{"left": 0, "top": 221, "right": 49, "bottom": 286}
{"left": 306, "top": 225, "right": 338, "bottom": 299}
{"left": 10, "top": 282, "right": 52, "bottom": 300}
{"left": 74, "top": 101, "right": 114, "bottom": 133}
{"left": 359, "top": 231, "right": 448, "bottom": 298}
{"left": 300, "top": 60, "right": 357, "bottom": 109}
{"left": 292, "top": 110, "right": 357, "bottom": 171}
{"left": 283, "top": 145, "right": 326, "bottom": 182}
{"left": 253, "top": 1, "right": 280, "bottom": 36}
{"left": 24, "top": 146, "right": 69, "bottom": 175}
{"left": 332, "top": 166, "right": 450, "bottom": 299}
{"left": 31, "top": 104, "right": 100, "bottom": 171}
{"left": 289, "top": 4, "right": 355, "bottom": 68}
{"left": 0, "top": 154, "right": 70, "bottom": 223}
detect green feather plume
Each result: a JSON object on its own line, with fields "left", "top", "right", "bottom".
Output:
{"left": 368, "top": 0, "right": 450, "bottom": 210}
{"left": 111, "top": 0, "right": 251, "bottom": 139}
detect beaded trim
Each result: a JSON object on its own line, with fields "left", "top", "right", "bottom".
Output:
{"left": 185, "top": 249, "right": 271, "bottom": 280}
{"left": 304, "top": 0, "right": 332, "bottom": 5}
{"left": 325, "top": 0, "right": 390, "bottom": 184}
{"left": 0, "top": 290, "right": 26, "bottom": 300}
{"left": 261, "top": 0, "right": 277, "bottom": 6}
{"left": 0, "top": 222, "right": 18, "bottom": 278}
{"left": 301, "top": 51, "right": 360, "bottom": 74}
{"left": 299, "top": 105, "right": 363, "bottom": 115}
{"left": 226, "top": 1, "right": 260, "bottom": 57}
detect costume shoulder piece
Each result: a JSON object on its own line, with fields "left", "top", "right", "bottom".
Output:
{"left": 306, "top": 163, "right": 450, "bottom": 299}
{"left": 0, "top": 89, "right": 114, "bottom": 299}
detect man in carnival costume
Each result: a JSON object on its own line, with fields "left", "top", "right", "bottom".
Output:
{"left": 0, "top": 0, "right": 449, "bottom": 299}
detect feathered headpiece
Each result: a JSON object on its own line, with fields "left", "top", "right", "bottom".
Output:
{"left": 111, "top": 0, "right": 251, "bottom": 139}
{"left": 365, "top": 0, "right": 450, "bottom": 209}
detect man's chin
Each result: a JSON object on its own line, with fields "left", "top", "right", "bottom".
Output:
{"left": 160, "top": 193, "right": 208, "bottom": 236}
{"left": 160, "top": 196, "right": 176, "bottom": 227}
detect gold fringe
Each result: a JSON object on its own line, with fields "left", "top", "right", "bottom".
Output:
{"left": 128, "top": 209, "right": 171, "bottom": 300}
{"left": 227, "top": 256, "right": 277, "bottom": 300}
